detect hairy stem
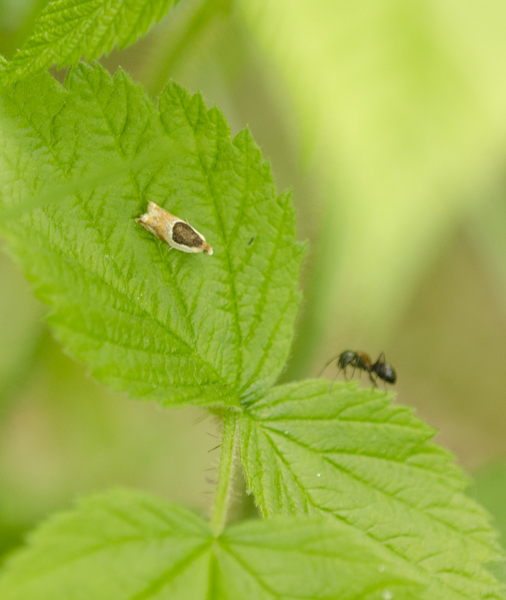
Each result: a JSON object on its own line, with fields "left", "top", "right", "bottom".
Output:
{"left": 210, "top": 410, "right": 238, "bottom": 536}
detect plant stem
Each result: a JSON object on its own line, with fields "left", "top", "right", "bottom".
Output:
{"left": 0, "top": 0, "right": 48, "bottom": 59}
{"left": 142, "top": 0, "right": 233, "bottom": 98}
{"left": 210, "top": 410, "right": 238, "bottom": 536}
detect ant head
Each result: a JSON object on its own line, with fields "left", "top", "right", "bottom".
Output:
{"left": 337, "top": 350, "right": 356, "bottom": 369}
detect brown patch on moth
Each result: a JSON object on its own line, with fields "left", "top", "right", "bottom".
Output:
{"left": 172, "top": 221, "right": 204, "bottom": 248}
{"left": 136, "top": 202, "right": 213, "bottom": 255}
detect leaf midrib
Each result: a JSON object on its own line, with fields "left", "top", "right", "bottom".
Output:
{"left": 78, "top": 67, "right": 198, "bottom": 345}
{"left": 170, "top": 87, "right": 244, "bottom": 388}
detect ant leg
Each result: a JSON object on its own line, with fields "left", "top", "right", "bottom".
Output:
{"left": 368, "top": 370, "right": 378, "bottom": 387}
{"left": 370, "top": 352, "right": 385, "bottom": 387}
{"left": 372, "top": 352, "right": 390, "bottom": 389}
{"left": 374, "top": 352, "right": 386, "bottom": 368}
{"left": 349, "top": 364, "right": 357, "bottom": 381}
{"left": 318, "top": 354, "right": 342, "bottom": 377}
{"left": 329, "top": 370, "right": 341, "bottom": 394}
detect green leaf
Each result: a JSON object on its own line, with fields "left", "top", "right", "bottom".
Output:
{"left": 0, "top": 489, "right": 425, "bottom": 599}
{"left": 240, "top": 380, "right": 505, "bottom": 600}
{"left": 2, "top": 0, "right": 181, "bottom": 83}
{"left": 0, "top": 63, "right": 304, "bottom": 408}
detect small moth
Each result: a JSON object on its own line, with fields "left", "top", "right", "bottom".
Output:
{"left": 136, "top": 202, "right": 213, "bottom": 255}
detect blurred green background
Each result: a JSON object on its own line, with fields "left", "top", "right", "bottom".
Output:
{"left": 1, "top": 0, "right": 506, "bottom": 565}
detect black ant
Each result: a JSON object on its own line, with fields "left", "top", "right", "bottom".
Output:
{"left": 320, "top": 350, "right": 397, "bottom": 391}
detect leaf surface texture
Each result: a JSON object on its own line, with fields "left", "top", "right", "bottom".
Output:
{"left": 0, "top": 63, "right": 304, "bottom": 407}
{"left": 240, "top": 380, "right": 504, "bottom": 600}
{"left": 3, "top": 0, "right": 179, "bottom": 82}
{"left": 0, "top": 489, "right": 424, "bottom": 599}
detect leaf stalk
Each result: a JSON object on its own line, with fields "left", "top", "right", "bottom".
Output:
{"left": 210, "top": 409, "right": 238, "bottom": 536}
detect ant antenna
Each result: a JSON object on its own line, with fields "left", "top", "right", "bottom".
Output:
{"left": 318, "top": 353, "right": 342, "bottom": 377}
